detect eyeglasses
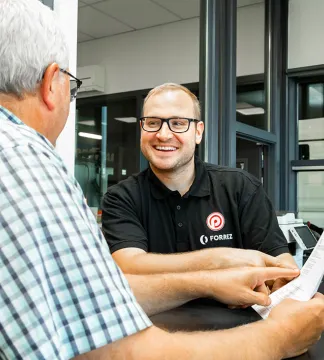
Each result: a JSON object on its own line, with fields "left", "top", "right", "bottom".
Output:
{"left": 60, "top": 69, "right": 82, "bottom": 102}
{"left": 140, "top": 117, "right": 200, "bottom": 133}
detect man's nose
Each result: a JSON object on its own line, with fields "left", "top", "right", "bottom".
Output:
{"left": 156, "top": 121, "right": 172, "bottom": 140}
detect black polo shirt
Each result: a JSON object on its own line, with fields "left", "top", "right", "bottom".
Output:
{"left": 102, "top": 157, "right": 289, "bottom": 256}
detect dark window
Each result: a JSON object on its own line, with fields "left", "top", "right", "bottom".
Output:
{"left": 299, "top": 83, "right": 324, "bottom": 160}
{"left": 236, "top": 86, "right": 266, "bottom": 131}
{"left": 75, "top": 97, "right": 138, "bottom": 209}
{"left": 297, "top": 80, "right": 324, "bottom": 228}
{"left": 235, "top": 81, "right": 266, "bottom": 130}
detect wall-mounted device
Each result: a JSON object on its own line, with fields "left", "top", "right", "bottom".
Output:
{"left": 77, "top": 65, "right": 105, "bottom": 96}
{"left": 289, "top": 225, "right": 317, "bottom": 251}
{"left": 277, "top": 213, "right": 317, "bottom": 268}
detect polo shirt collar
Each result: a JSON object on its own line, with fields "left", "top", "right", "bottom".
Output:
{"left": 148, "top": 156, "right": 210, "bottom": 199}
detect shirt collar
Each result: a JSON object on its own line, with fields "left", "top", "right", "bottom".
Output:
{"left": 0, "top": 105, "right": 24, "bottom": 125}
{"left": 148, "top": 156, "right": 210, "bottom": 200}
{"left": 0, "top": 105, "right": 54, "bottom": 150}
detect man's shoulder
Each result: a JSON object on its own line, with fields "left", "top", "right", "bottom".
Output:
{"left": 106, "top": 169, "right": 149, "bottom": 198}
{"left": 0, "top": 119, "right": 27, "bottom": 151}
{"left": 0, "top": 118, "right": 53, "bottom": 155}
{"left": 203, "top": 161, "right": 261, "bottom": 189}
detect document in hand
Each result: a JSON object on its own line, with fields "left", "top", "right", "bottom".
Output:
{"left": 252, "top": 231, "right": 324, "bottom": 319}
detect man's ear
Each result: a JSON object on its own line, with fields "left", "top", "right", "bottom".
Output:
{"left": 41, "top": 63, "right": 60, "bottom": 111}
{"left": 195, "top": 121, "right": 204, "bottom": 144}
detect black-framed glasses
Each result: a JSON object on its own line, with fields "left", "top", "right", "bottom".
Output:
{"left": 60, "top": 68, "right": 82, "bottom": 102}
{"left": 140, "top": 117, "right": 200, "bottom": 133}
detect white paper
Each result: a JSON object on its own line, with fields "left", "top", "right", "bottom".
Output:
{"left": 252, "top": 232, "right": 324, "bottom": 319}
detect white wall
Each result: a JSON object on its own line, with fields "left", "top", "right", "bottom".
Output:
{"left": 289, "top": 0, "right": 324, "bottom": 69}
{"left": 237, "top": 2, "right": 264, "bottom": 76}
{"left": 54, "top": 0, "right": 78, "bottom": 174}
{"left": 78, "top": 18, "right": 200, "bottom": 95}
{"left": 77, "top": 3, "right": 265, "bottom": 95}
{"left": 77, "top": 0, "right": 324, "bottom": 94}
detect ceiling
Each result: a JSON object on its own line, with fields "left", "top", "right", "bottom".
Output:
{"left": 78, "top": 0, "right": 264, "bottom": 43}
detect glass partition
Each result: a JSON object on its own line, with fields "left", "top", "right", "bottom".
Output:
{"left": 297, "top": 171, "right": 324, "bottom": 228}
{"left": 296, "top": 81, "right": 324, "bottom": 229}
{"left": 75, "top": 97, "right": 138, "bottom": 213}
{"left": 299, "top": 83, "right": 324, "bottom": 160}
{"left": 236, "top": 86, "right": 266, "bottom": 130}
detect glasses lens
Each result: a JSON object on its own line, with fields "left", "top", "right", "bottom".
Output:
{"left": 169, "top": 118, "right": 189, "bottom": 133}
{"left": 142, "top": 117, "right": 162, "bottom": 131}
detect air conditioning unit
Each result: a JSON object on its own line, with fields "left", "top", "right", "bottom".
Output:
{"left": 77, "top": 65, "right": 105, "bottom": 95}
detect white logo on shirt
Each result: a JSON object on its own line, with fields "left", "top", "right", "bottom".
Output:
{"left": 200, "top": 235, "right": 209, "bottom": 245}
{"left": 199, "top": 233, "right": 233, "bottom": 245}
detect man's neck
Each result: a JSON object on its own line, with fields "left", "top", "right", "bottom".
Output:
{"left": 1, "top": 94, "right": 38, "bottom": 126}
{"left": 0, "top": 94, "right": 53, "bottom": 144}
{"left": 150, "top": 157, "right": 196, "bottom": 196}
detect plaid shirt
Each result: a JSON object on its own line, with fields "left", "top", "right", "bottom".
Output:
{"left": 0, "top": 106, "right": 152, "bottom": 360}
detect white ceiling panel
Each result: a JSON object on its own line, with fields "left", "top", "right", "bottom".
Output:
{"left": 78, "top": 31, "right": 94, "bottom": 42}
{"left": 152, "top": 0, "right": 199, "bottom": 19}
{"left": 93, "top": 0, "right": 180, "bottom": 30}
{"left": 78, "top": 6, "right": 133, "bottom": 38}
{"left": 237, "top": 0, "right": 263, "bottom": 7}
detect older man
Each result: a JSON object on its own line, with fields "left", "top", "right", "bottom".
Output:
{"left": 1, "top": 1, "right": 324, "bottom": 359}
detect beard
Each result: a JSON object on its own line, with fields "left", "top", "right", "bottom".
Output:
{"left": 143, "top": 147, "right": 196, "bottom": 175}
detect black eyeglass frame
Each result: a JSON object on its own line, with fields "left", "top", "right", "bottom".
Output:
{"left": 60, "top": 68, "right": 82, "bottom": 101}
{"left": 140, "top": 117, "right": 201, "bottom": 133}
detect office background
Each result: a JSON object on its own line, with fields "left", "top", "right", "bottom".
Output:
{"left": 49, "top": 0, "right": 324, "bottom": 229}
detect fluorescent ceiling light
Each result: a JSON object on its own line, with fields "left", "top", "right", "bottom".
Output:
{"left": 236, "top": 102, "right": 264, "bottom": 115}
{"left": 78, "top": 120, "right": 95, "bottom": 126}
{"left": 78, "top": 132, "right": 102, "bottom": 140}
{"left": 236, "top": 107, "right": 265, "bottom": 115}
{"left": 114, "top": 117, "right": 137, "bottom": 123}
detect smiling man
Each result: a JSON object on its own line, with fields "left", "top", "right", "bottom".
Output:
{"left": 102, "top": 83, "right": 297, "bottom": 301}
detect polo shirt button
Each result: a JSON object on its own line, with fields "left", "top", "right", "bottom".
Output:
{"left": 178, "top": 222, "right": 183, "bottom": 227}
{"left": 177, "top": 205, "right": 181, "bottom": 210}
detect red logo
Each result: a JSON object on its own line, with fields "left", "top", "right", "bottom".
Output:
{"left": 206, "top": 212, "right": 225, "bottom": 231}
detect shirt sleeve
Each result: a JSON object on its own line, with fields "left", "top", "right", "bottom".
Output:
{"left": 239, "top": 183, "right": 290, "bottom": 256}
{"left": 102, "top": 185, "right": 149, "bottom": 253}
{"left": 0, "top": 144, "right": 152, "bottom": 360}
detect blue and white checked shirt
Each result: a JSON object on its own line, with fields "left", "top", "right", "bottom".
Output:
{"left": 0, "top": 106, "right": 152, "bottom": 360}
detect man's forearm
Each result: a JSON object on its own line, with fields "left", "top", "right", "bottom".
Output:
{"left": 75, "top": 321, "right": 285, "bottom": 360}
{"left": 171, "top": 321, "right": 284, "bottom": 360}
{"left": 125, "top": 271, "right": 210, "bottom": 316}
{"left": 125, "top": 266, "right": 294, "bottom": 316}
{"left": 114, "top": 248, "right": 227, "bottom": 275}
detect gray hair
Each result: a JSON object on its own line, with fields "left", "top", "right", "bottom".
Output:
{"left": 0, "top": 0, "right": 69, "bottom": 97}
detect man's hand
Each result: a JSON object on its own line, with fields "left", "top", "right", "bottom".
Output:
{"left": 202, "top": 267, "right": 300, "bottom": 306}
{"left": 212, "top": 248, "right": 297, "bottom": 271}
{"left": 267, "top": 253, "right": 298, "bottom": 293}
{"left": 267, "top": 293, "right": 324, "bottom": 358}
